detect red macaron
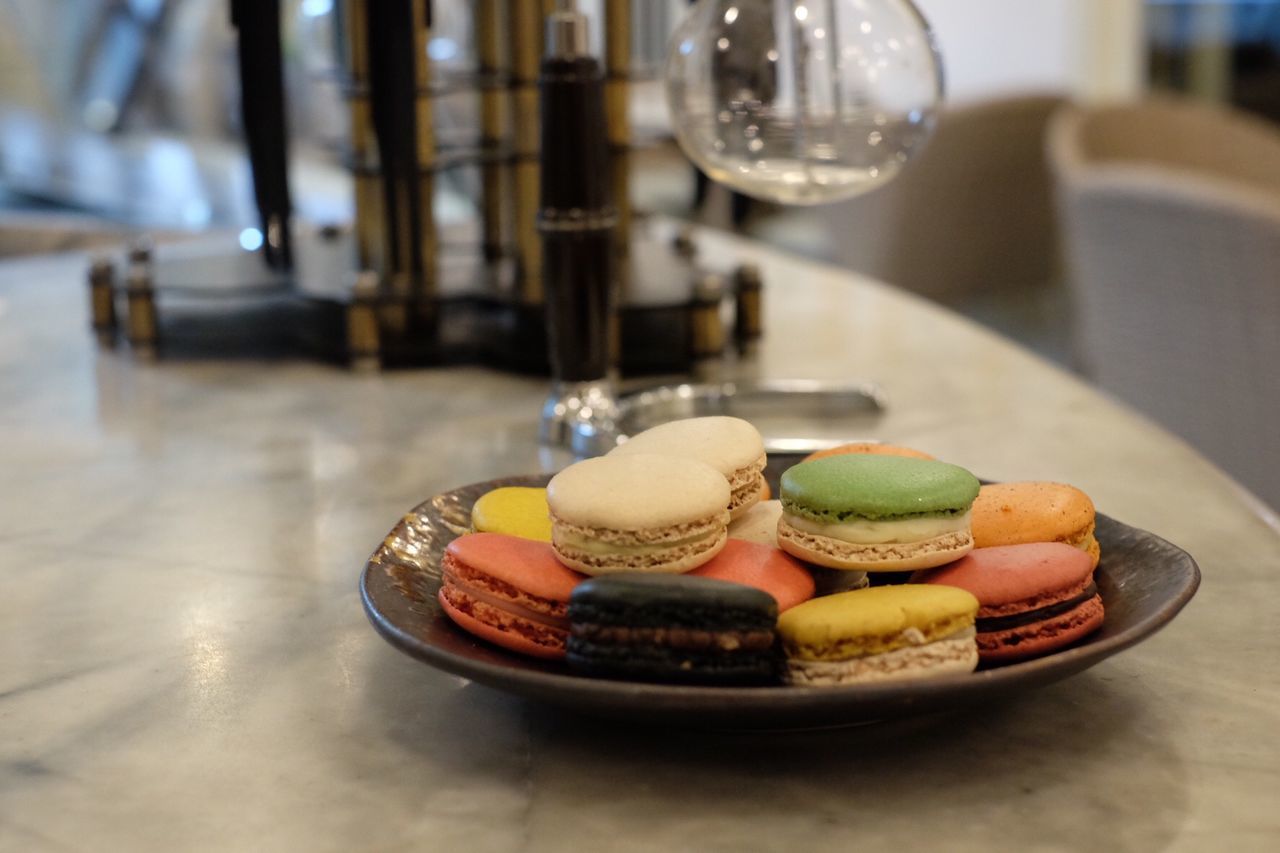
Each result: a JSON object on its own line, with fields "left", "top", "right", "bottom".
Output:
{"left": 438, "top": 532, "right": 586, "bottom": 659}
{"left": 912, "top": 542, "right": 1104, "bottom": 664}
{"left": 689, "top": 538, "right": 816, "bottom": 612}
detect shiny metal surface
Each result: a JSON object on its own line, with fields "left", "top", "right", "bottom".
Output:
{"left": 572, "top": 378, "right": 888, "bottom": 456}
{"left": 539, "top": 378, "right": 622, "bottom": 449}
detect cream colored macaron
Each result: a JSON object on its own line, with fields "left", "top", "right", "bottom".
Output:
{"left": 546, "top": 454, "right": 731, "bottom": 576}
{"left": 728, "top": 499, "right": 783, "bottom": 547}
{"left": 609, "top": 416, "right": 766, "bottom": 520}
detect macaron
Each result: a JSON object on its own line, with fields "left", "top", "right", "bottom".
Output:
{"left": 912, "top": 543, "right": 1105, "bottom": 663}
{"left": 728, "top": 499, "right": 783, "bottom": 547}
{"left": 567, "top": 573, "right": 781, "bottom": 685}
{"left": 471, "top": 486, "right": 552, "bottom": 542}
{"left": 777, "top": 455, "right": 981, "bottom": 572}
{"left": 437, "top": 532, "right": 585, "bottom": 659}
{"left": 971, "top": 482, "right": 1101, "bottom": 568}
{"left": 609, "top": 416, "right": 766, "bottom": 519}
{"left": 777, "top": 585, "right": 980, "bottom": 686}
{"left": 546, "top": 454, "right": 731, "bottom": 575}
{"left": 808, "top": 566, "right": 870, "bottom": 596}
{"left": 689, "top": 538, "right": 816, "bottom": 611}
{"left": 803, "top": 442, "right": 936, "bottom": 463}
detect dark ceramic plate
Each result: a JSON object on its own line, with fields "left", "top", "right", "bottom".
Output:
{"left": 361, "top": 461, "right": 1200, "bottom": 729}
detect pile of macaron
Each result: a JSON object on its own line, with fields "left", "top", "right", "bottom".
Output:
{"left": 436, "top": 416, "right": 1105, "bottom": 687}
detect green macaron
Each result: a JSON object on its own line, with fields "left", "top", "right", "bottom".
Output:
{"left": 777, "top": 455, "right": 981, "bottom": 572}
{"left": 781, "top": 455, "right": 980, "bottom": 521}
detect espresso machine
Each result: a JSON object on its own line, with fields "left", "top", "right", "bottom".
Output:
{"left": 87, "top": 1, "right": 759, "bottom": 374}
{"left": 86, "top": 0, "right": 888, "bottom": 454}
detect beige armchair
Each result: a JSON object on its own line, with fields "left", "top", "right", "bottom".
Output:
{"left": 820, "top": 94, "right": 1073, "bottom": 364}
{"left": 826, "top": 94, "right": 1067, "bottom": 303}
{"left": 1048, "top": 97, "right": 1280, "bottom": 511}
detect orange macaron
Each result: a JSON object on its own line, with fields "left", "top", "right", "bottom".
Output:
{"left": 970, "top": 482, "right": 1101, "bottom": 568}
{"left": 689, "top": 539, "right": 816, "bottom": 612}
{"left": 438, "top": 532, "right": 586, "bottom": 659}
{"left": 802, "top": 442, "right": 935, "bottom": 463}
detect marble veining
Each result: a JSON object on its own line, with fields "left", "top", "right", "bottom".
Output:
{"left": 1, "top": 233, "right": 1278, "bottom": 852}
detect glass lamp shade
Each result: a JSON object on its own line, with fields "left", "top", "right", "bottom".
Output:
{"left": 665, "top": 0, "right": 944, "bottom": 205}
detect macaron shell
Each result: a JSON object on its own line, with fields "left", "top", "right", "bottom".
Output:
{"left": 802, "top": 442, "right": 936, "bottom": 463}
{"left": 689, "top": 539, "right": 816, "bottom": 611}
{"left": 471, "top": 487, "right": 553, "bottom": 542}
{"left": 548, "top": 454, "right": 730, "bottom": 530}
{"left": 609, "top": 416, "right": 765, "bottom": 476}
{"left": 781, "top": 455, "right": 981, "bottom": 520}
{"left": 971, "top": 482, "right": 1097, "bottom": 552}
{"left": 1079, "top": 532, "right": 1102, "bottom": 570}
{"left": 438, "top": 588, "right": 568, "bottom": 659}
{"left": 912, "top": 543, "right": 1095, "bottom": 608}
{"left": 446, "top": 532, "right": 583, "bottom": 600}
{"left": 977, "top": 594, "right": 1105, "bottom": 663}
{"left": 778, "top": 584, "right": 979, "bottom": 660}
{"left": 728, "top": 499, "right": 783, "bottom": 546}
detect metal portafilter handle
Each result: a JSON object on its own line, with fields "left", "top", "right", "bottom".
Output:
{"left": 536, "top": 0, "right": 622, "bottom": 448}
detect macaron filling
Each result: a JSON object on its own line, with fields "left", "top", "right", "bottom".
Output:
{"left": 440, "top": 554, "right": 570, "bottom": 629}
{"left": 572, "top": 622, "right": 775, "bottom": 652}
{"left": 554, "top": 524, "right": 724, "bottom": 557}
{"left": 786, "top": 627, "right": 978, "bottom": 686}
{"left": 777, "top": 515, "right": 973, "bottom": 566}
{"left": 974, "top": 583, "right": 1099, "bottom": 633}
{"left": 780, "top": 509, "right": 972, "bottom": 545}
{"left": 977, "top": 596, "right": 1105, "bottom": 657}
{"left": 551, "top": 512, "right": 730, "bottom": 573}
{"left": 438, "top": 588, "right": 570, "bottom": 659}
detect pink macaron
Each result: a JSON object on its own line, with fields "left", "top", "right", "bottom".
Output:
{"left": 438, "top": 532, "right": 586, "bottom": 659}
{"left": 689, "top": 538, "right": 816, "bottom": 612}
{"left": 912, "top": 542, "right": 1104, "bottom": 664}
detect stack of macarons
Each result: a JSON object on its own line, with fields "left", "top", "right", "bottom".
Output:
{"left": 438, "top": 417, "right": 815, "bottom": 681}
{"left": 432, "top": 425, "right": 1106, "bottom": 687}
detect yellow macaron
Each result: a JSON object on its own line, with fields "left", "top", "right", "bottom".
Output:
{"left": 777, "top": 585, "right": 979, "bottom": 685}
{"left": 471, "top": 487, "right": 553, "bottom": 542}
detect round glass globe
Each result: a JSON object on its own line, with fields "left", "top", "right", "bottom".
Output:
{"left": 665, "top": 0, "right": 944, "bottom": 205}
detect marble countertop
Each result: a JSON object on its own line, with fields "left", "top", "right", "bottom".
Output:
{"left": 2, "top": 229, "right": 1277, "bottom": 852}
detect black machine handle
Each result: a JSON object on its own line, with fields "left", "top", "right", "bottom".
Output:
{"left": 229, "top": 0, "right": 294, "bottom": 270}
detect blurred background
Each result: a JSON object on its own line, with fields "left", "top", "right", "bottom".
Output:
{"left": 4, "top": 1, "right": 1279, "bottom": 354}
{"left": 2, "top": 0, "right": 1279, "bottom": 504}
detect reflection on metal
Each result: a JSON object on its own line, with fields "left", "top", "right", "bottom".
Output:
{"left": 539, "top": 378, "right": 622, "bottom": 452}
{"left": 570, "top": 379, "right": 888, "bottom": 458}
